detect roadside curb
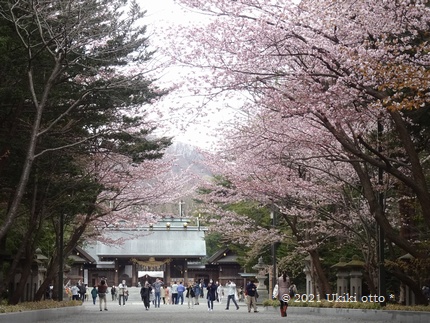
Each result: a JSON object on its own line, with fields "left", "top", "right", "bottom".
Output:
{"left": 0, "top": 305, "right": 83, "bottom": 322}
{"left": 263, "top": 306, "right": 430, "bottom": 323}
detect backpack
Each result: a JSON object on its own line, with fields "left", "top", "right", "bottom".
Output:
{"left": 289, "top": 285, "right": 296, "bottom": 297}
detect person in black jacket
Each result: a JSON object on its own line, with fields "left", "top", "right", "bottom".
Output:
{"left": 186, "top": 282, "right": 196, "bottom": 309}
{"left": 206, "top": 280, "right": 218, "bottom": 311}
{"left": 245, "top": 280, "right": 258, "bottom": 313}
{"left": 140, "top": 282, "right": 152, "bottom": 310}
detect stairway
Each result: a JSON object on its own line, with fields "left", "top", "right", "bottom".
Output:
{"left": 126, "top": 287, "right": 142, "bottom": 303}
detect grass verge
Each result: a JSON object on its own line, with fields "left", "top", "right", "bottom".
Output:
{"left": 0, "top": 300, "right": 81, "bottom": 313}
{"left": 262, "top": 299, "right": 430, "bottom": 312}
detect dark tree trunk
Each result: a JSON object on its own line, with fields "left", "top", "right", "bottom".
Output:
{"left": 389, "top": 269, "right": 429, "bottom": 305}
{"left": 9, "top": 252, "right": 33, "bottom": 304}
{"left": 308, "top": 249, "right": 332, "bottom": 296}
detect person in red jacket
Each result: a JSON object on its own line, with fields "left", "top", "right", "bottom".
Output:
{"left": 97, "top": 279, "right": 108, "bottom": 311}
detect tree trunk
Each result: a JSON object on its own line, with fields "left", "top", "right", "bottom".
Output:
{"left": 308, "top": 249, "right": 332, "bottom": 296}
{"left": 34, "top": 214, "right": 90, "bottom": 301}
{"left": 351, "top": 161, "right": 426, "bottom": 258}
{"left": 363, "top": 267, "right": 377, "bottom": 295}
{"left": 34, "top": 252, "right": 59, "bottom": 301}
{"left": 0, "top": 56, "right": 63, "bottom": 241}
{"left": 389, "top": 268, "right": 429, "bottom": 305}
{"left": 9, "top": 248, "right": 33, "bottom": 304}
{"left": 388, "top": 110, "right": 430, "bottom": 228}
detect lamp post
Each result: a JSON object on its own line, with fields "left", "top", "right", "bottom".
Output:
{"left": 377, "top": 120, "right": 386, "bottom": 306}
{"left": 270, "top": 208, "right": 277, "bottom": 295}
{"left": 58, "top": 213, "right": 64, "bottom": 301}
{"left": 179, "top": 200, "right": 185, "bottom": 218}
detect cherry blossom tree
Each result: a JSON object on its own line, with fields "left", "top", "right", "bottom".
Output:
{"left": 30, "top": 149, "right": 193, "bottom": 302}
{"left": 169, "top": 0, "right": 430, "bottom": 302}
{"left": 199, "top": 112, "right": 384, "bottom": 295}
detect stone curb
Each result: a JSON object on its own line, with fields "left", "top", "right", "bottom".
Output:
{"left": 0, "top": 304, "right": 83, "bottom": 322}
{"left": 264, "top": 306, "right": 430, "bottom": 323}
{"left": 1, "top": 303, "right": 429, "bottom": 322}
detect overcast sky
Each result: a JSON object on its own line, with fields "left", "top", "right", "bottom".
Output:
{"left": 137, "top": 0, "right": 235, "bottom": 150}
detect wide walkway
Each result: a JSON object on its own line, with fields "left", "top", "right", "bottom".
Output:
{"left": 34, "top": 287, "right": 423, "bottom": 323}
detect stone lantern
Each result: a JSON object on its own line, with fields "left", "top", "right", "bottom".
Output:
{"left": 331, "top": 257, "right": 349, "bottom": 295}
{"left": 252, "top": 256, "right": 269, "bottom": 304}
{"left": 345, "top": 255, "right": 364, "bottom": 299}
{"left": 398, "top": 253, "right": 415, "bottom": 305}
{"left": 303, "top": 255, "right": 320, "bottom": 295}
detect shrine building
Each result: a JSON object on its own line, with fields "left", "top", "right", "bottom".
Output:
{"left": 81, "top": 217, "right": 210, "bottom": 287}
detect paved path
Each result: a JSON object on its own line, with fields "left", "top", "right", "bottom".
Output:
{"left": 34, "top": 302, "right": 382, "bottom": 323}
{"left": 33, "top": 287, "right": 423, "bottom": 323}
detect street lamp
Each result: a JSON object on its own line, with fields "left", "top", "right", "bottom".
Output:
{"left": 377, "top": 120, "right": 386, "bottom": 306}
{"left": 58, "top": 213, "right": 64, "bottom": 301}
{"left": 179, "top": 200, "right": 185, "bottom": 218}
{"left": 270, "top": 209, "right": 277, "bottom": 295}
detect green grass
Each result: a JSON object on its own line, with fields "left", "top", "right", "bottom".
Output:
{"left": 0, "top": 300, "right": 81, "bottom": 313}
{"left": 262, "top": 299, "right": 430, "bottom": 312}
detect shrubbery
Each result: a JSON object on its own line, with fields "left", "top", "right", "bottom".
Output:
{"left": 0, "top": 300, "right": 81, "bottom": 313}
{"left": 262, "top": 299, "right": 430, "bottom": 312}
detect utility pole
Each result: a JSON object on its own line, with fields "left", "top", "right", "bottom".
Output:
{"left": 58, "top": 213, "right": 64, "bottom": 301}
{"left": 377, "top": 120, "right": 386, "bottom": 306}
{"left": 270, "top": 207, "right": 277, "bottom": 296}
{"left": 179, "top": 200, "right": 185, "bottom": 218}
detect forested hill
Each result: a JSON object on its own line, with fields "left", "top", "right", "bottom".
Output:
{"left": 166, "top": 141, "right": 212, "bottom": 178}
{"left": 151, "top": 141, "right": 212, "bottom": 216}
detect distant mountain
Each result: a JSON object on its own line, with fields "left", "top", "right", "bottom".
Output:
{"left": 165, "top": 141, "right": 212, "bottom": 178}
{"left": 151, "top": 141, "right": 212, "bottom": 217}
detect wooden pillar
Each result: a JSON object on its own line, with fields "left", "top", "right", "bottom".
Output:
{"left": 114, "top": 259, "right": 119, "bottom": 286}
{"left": 184, "top": 259, "right": 188, "bottom": 283}
{"left": 131, "top": 262, "right": 137, "bottom": 287}
{"left": 165, "top": 262, "right": 171, "bottom": 284}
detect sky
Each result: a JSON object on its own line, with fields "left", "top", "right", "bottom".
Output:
{"left": 137, "top": 0, "right": 237, "bottom": 150}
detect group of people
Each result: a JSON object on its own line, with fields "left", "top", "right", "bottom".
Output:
{"left": 136, "top": 279, "right": 237, "bottom": 311}
{"left": 140, "top": 278, "right": 165, "bottom": 310}
{"left": 137, "top": 278, "right": 267, "bottom": 313}
{"left": 86, "top": 271, "right": 296, "bottom": 317}
{"left": 165, "top": 280, "right": 205, "bottom": 306}
{"left": 66, "top": 282, "right": 88, "bottom": 302}
{"left": 88, "top": 279, "right": 130, "bottom": 311}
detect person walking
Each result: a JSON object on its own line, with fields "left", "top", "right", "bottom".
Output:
{"left": 110, "top": 285, "right": 116, "bottom": 301}
{"left": 97, "top": 279, "right": 108, "bottom": 311}
{"left": 150, "top": 287, "right": 155, "bottom": 306}
{"left": 71, "top": 283, "right": 80, "bottom": 301}
{"left": 277, "top": 271, "right": 291, "bottom": 317}
{"left": 245, "top": 280, "right": 258, "bottom": 313}
{"left": 177, "top": 281, "right": 185, "bottom": 305}
{"left": 225, "top": 280, "right": 240, "bottom": 310}
{"left": 140, "top": 281, "right": 152, "bottom": 310}
{"left": 217, "top": 282, "right": 224, "bottom": 303}
{"left": 118, "top": 280, "right": 127, "bottom": 306}
{"left": 85, "top": 285, "right": 90, "bottom": 302}
{"left": 273, "top": 283, "right": 279, "bottom": 300}
{"left": 206, "top": 279, "right": 217, "bottom": 311}
{"left": 152, "top": 278, "right": 163, "bottom": 308}
{"left": 194, "top": 280, "right": 201, "bottom": 305}
{"left": 186, "top": 282, "right": 195, "bottom": 309}
{"left": 91, "top": 286, "right": 98, "bottom": 305}
{"left": 166, "top": 284, "right": 171, "bottom": 304}
{"left": 160, "top": 285, "right": 166, "bottom": 305}
{"left": 79, "top": 283, "right": 87, "bottom": 303}
{"left": 171, "top": 281, "right": 178, "bottom": 305}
